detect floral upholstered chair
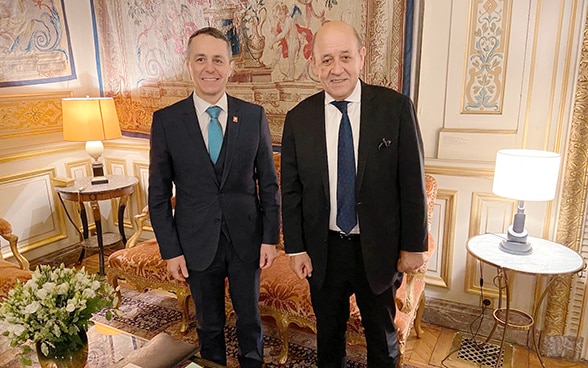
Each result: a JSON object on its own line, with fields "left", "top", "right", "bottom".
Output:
{"left": 106, "top": 198, "right": 193, "bottom": 333}
{"left": 0, "top": 217, "right": 33, "bottom": 299}
{"left": 257, "top": 166, "right": 438, "bottom": 364}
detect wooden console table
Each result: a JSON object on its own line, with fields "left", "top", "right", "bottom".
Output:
{"left": 56, "top": 175, "right": 138, "bottom": 275}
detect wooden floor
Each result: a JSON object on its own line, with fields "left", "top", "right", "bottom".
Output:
{"left": 52, "top": 249, "right": 588, "bottom": 368}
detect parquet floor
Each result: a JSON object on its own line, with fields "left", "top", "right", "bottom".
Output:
{"left": 50, "top": 249, "right": 588, "bottom": 368}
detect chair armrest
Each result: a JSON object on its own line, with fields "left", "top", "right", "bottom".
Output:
{"left": 398, "top": 234, "right": 435, "bottom": 314}
{"left": 125, "top": 206, "right": 150, "bottom": 249}
{"left": 399, "top": 271, "right": 425, "bottom": 314}
{"left": 0, "top": 218, "right": 30, "bottom": 270}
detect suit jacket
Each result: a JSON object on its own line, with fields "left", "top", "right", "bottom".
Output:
{"left": 148, "top": 93, "right": 280, "bottom": 271}
{"left": 281, "top": 81, "right": 428, "bottom": 295}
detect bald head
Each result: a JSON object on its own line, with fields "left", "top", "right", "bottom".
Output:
{"left": 311, "top": 21, "right": 363, "bottom": 58}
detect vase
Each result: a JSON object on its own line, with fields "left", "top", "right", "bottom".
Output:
{"left": 246, "top": 7, "right": 266, "bottom": 65}
{"left": 35, "top": 331, "right": 88, "bottom": 368}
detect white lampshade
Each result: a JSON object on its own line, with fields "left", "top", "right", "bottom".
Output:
{"left": 492, "top": 149, "right": 561, "bottom": 201}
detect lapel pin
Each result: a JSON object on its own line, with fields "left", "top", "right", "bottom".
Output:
{"left": 232, "top": 116, "right": 238, "bottom": 123}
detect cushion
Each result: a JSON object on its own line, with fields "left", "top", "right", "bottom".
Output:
{"left": 259, "top": 250, "right": 315, "bottom": 322}
{"left": 108, "top": 239, "right": 187, "bottom": 287}
{"left": 0, "top": 260, "right": 32, "bottom": 299}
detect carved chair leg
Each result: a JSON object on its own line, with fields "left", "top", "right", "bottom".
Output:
{"left": 177, "top": 292, "right": 191, "bottom": 333}
{"left": 414, "top": 293, "right": 426, "bottom": 338}
{"left": 274, "top": 315, "right": 291, "bottom": 364}
{"left": 106, "top": 273, "right": 122, "bottom": 308}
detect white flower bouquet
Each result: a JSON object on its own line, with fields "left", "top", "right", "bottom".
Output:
{"left": 0, "top": 264, "right": 117, "bottom": 366}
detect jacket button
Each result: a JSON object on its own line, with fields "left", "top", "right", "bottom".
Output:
{"left": 215, "top": 218, "right": 221, "bottom": 223}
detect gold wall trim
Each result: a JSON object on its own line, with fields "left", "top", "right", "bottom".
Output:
{"left": 0, "top": 145, "right": 81, "bottom": 164}
{"left": 439, "top": 128, "right": 516, "bottom": 134}
{"left": 545, "top": 7, "right": 588, "bottom": 338}
{"left": 462, "top": 0, "right": 512, "bottom": 113}
{"left": 0, "top": 92, "right": 72, "bottom": 139}
{"left": 426, "top": 165, "right": 494, "bottom": 178}
{"left": 426, "top": 189, "right": 457, "bottom": 288}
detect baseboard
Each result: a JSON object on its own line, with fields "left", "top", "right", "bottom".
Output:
{"left": 422, "top": 296, "right": 584, "bottom": 359}
{"left": 422, "top": 296, "right": 530, "bottom": 347}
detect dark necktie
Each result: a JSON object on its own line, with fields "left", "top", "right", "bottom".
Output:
{"left": 206, "top": 106, "right": 223, "bottom": 164}
{"left": 331, "top": 100, "right": 357, "bottom": 234}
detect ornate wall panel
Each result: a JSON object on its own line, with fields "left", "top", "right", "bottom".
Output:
{"left": 0, "top": 168, "right": 66, "bottom": 255}
{"left": 426, "top": 189, "right": 457, "bottom": 289}
{"left": 104, "top": 158, "right": 132, "bottom": 228}
{"left": 0, "top": 92, "right": 72, "bottom": 139}
{"left": 132, "top": 161, "right": 150, "bottom": 217}
{"left": 462, "top": 0, "right": 512, "bottom": 113}
{"left": 465, "top": 192, "right": 516, "bottom": 298}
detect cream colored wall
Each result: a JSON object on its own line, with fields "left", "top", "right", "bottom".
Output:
{"left": 417, "top": 0, "right": 588, "bottom": 357}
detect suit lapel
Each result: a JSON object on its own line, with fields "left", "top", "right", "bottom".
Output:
{"left": 357, "top": 83, "right": 376, "bottom": 191}
{"left": 180, "top": 94, "right": 219, "bottom": 185}
{"left": 219, "top": 96, "right": 240, "bottom": 189}
{"left": 311, "top": 92, "right": 330, "bottom": 202}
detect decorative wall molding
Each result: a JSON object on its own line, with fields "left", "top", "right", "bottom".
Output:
{"left": 426, "top": 189, "right": 458, "bottom": 289}
{"left": 0, "top": 92, "right": 72, "bottom": 139}
{"left": 465, "top": 192, "right": 516, "bottom": 298}
{"left": 462, "top": 0, "right": 512, "bottom": 113}
{"left": 0, "top": 168, "right": 67, "bottom": 255}
{"left": 132, "top": 161, "right": 150, "bottom": 228}
{"left": 545, "top": 2, "right": 588, "bottom": 349}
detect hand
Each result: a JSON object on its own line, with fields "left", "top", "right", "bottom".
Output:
{"left": 259, "top": 243, "right": 277, "bottom": 269}
{"left": 397, "top": 251, "right": 426, "bottom": 273}
{"left": 288, "top": 253, "right": 313, "bottom": 279}
{"left": 166, "top": 255, "right": 189, "bottom": 281}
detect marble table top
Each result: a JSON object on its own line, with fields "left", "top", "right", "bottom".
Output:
{"left": 467, "top": 233, "right": 585, "bottom": 275}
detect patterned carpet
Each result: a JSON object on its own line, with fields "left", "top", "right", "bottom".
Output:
{"left": 92, "top": 287, "right": 372, "bottom": 367}
{"left": 0, "top": 286, "right": 419, "bottom": 367}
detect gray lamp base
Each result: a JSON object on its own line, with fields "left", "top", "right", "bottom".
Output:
{"left": 499, "top": 239, "right": 533, "bottom": 255}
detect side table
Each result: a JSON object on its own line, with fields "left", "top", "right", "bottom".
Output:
{"left": 466, "top": 233, "right": 585, "bottom": 368}
{"left": 55, "top": 175, "right": 138, "bottom": 275}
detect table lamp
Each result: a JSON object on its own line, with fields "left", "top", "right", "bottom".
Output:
{"left": 62, "top": 97, "right": 121, "bottom": 185}
{"left": 492, "top": 149, "right": 561, "bottom": 254}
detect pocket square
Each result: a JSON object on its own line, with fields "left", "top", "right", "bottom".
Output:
{"left": 378, "top": 138, "right": 392, "bottom": 150}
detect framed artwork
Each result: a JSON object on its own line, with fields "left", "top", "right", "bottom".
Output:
{"left": 92, "top": 0, "right": 407, "bottom": 143}
{"left": 0, "top": 0, "right": 76, "bottom": 87}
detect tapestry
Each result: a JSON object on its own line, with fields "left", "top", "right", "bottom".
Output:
{"left": 91, "top": 0, "right": 407, "bottom": 142}
{"left": 0, "top": 0, "right": 76, "bottom": 87}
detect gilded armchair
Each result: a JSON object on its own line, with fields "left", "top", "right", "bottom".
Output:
{"left": 0, "top": 217, "right": 33, "bottom": 299}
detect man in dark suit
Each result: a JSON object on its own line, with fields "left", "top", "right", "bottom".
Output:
{"left": 148, "top": 27, "right": 280, "bottom": 368}
{"left": 281, "top": 21, "right": 428, "bottom": 367}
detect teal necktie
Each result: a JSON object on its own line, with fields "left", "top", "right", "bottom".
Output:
{"left": 331, "top": 100, "right": 357, "bottom": 234}
{"left": 206, "top": 106, "right": 223, "bottom": 164}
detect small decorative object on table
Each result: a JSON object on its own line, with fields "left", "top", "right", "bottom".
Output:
{"left": 0, "top": 264, "right": 117, "bottom": 367}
